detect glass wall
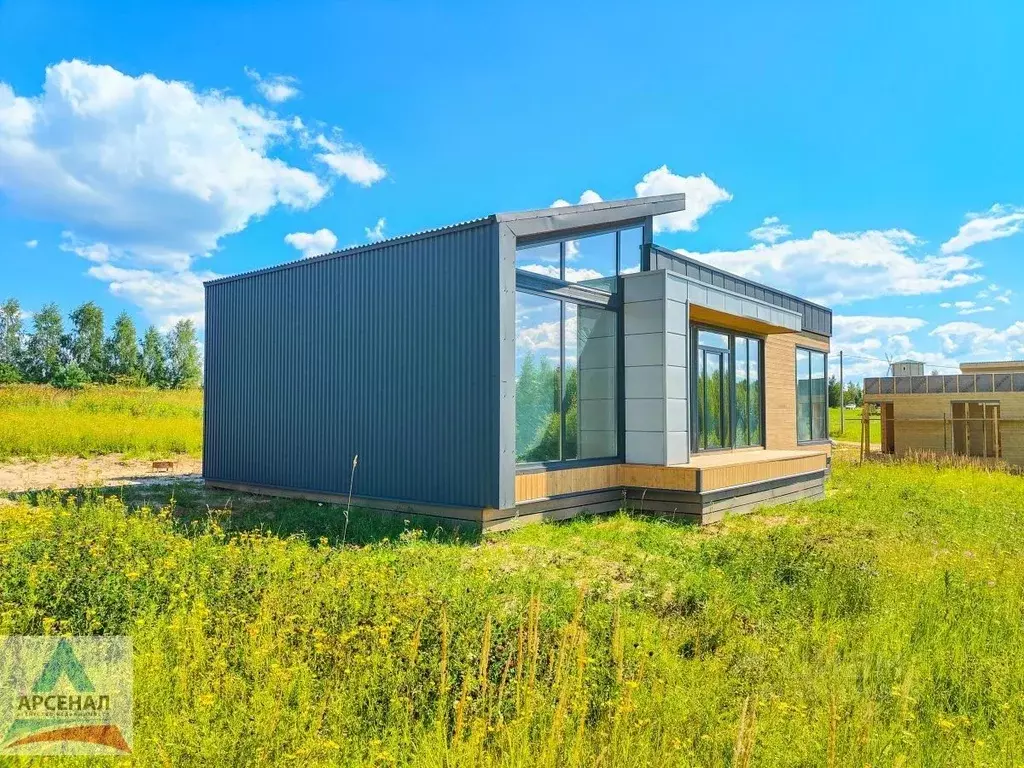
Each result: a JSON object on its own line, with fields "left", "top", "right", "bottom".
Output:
{"left": 515, "top": 225, "right": 645, "bottom": 292}
{"left": 796, "top": 348, "right": 828, "bottom": 442}
{"left": 514, "top": 225, "right": 641, "bottom": 466}
{"left": 734, "top": 337, "right": 762, "bottom": 447}
{"left": 693, "top": 328, "right": 764, "bottom": 451}
{"left": 514, "top": 293, "right": 561, "bottom": 462}
{"left": 515, "top": 292, "right": 618, "bottom": 463}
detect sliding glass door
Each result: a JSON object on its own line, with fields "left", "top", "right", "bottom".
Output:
{"left": 693, "top": 327, "right": 764, "bottom": 452}
{"left": 696, "top": 331, "right": 730, "bottom": 450}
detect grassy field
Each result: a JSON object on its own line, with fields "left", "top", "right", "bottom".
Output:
{"left": 2, "top": 457, "right": 1023, "bottom": 765}
{"left": 0, "top": 384, "right": 202, "bottom": 460}
{"left": 829, "top": 405, "right": 880, "bottom": 443}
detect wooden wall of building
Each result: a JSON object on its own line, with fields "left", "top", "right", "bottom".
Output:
{"left": 866, "top": 393, "right": 1024, "bottom": 465}
{"left": 763, "top": 331, "right": 830, "bottom": 451}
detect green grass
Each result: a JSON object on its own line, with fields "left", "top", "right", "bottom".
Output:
{"left": 829, "top": 405, "right": 880, "bottom": 443}
{"left": 2, "top": 457, "right": 1023, "bottom": 765}
{"left": 0, "top": 384, "right": 202, "bottom": 460}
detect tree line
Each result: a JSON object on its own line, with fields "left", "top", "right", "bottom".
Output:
{"left": 829, "top": 376, "right": 863, "bottom": 407}
{"left": 0, "top": 298, "right": 201, "bottom": 389}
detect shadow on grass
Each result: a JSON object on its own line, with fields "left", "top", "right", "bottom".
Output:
{"left": 9, "top": 482, "right": 482, "bottom": 547}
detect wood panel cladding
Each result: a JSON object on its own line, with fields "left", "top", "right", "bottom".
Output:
{"left": 763, "top": 332, "right": 830, "bottom": 450}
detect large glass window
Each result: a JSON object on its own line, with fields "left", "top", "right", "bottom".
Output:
{"left": 515, "top": 226, "right": 644, "bottom": 292}
{"left": 797, "top": 348, "right": 828, "bottom": 442}
{"left": 567, "top": 232, "right": 616, "bottom": 291}
{"left": 515, "top": 292, "right": 618, "bottom": 463}
{"left": 515, "top": 293, "right": 561, "bottom": 461}
{"left": 693, "top": 328, "right": 764, "bottom": 451}
{"left": 515, "top": 242, "right": 561, "bottom": 279}
{"left": 734, "top": 337, "right": 762, "bottom": 447}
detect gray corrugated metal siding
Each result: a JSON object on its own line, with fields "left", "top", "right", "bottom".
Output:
{"left": 204, "top": 221, "right": 501, "bottom": 509}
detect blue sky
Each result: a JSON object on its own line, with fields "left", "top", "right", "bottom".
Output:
{"left": 1, "top": 0, "right": 1023, "bottom": 379}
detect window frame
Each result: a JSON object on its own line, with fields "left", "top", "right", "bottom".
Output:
{"left": 513, "top": 282, "right": 624, "bottom": 471}
{"left": 513, "top": 224, "right": 646, "bottom": 471}
{"left": 795, "top": 345, "right": 830, "bottom": 444}
{"left": 515, "top": 221, "right": 647, "bottom": 290}
{"left": 690, "top": 323, "right": 767, "bottom": 453}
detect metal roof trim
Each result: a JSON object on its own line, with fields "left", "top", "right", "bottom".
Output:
{"left": 206, "top": 194, "right": 687, "bottom": 288}
{"left": 205, "top": 215, "right": 496, "bottom": 287}
{"left": 650, "top": 244, "right": 833, "bottom": 314}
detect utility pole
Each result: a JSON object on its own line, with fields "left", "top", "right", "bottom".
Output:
{"left": 839, "top": 350, "right": 845, "bottom": 434}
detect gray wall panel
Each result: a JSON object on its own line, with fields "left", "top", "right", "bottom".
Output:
{"left": 204, "top": 221, "right": 501, "bottom": 509}
{"left": 650, "top": 245, "right": 832, "bottom": 336}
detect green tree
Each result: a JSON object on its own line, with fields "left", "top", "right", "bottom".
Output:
{"left": 844, "top": 381, "right": 863, "bottom": 408}
{"left": 51, "top": 362, "right": 89, "bottom": 390}
{"left": 106, "top": 311, "right": 141, "bottom": 383}
{"left": 828, "top": 375, "right": 842, "bottom": 407}
{"left": 141, "top": 325, "right": 167, "bottom": 387}
{"left": 24, "top": 303, "right": 65, "bottom": 383}
{"left": 164, "top": 319, "right": 202, "bottom": 389}
{"left": 69, "top": 301, "right": 106, "bottom": 382}
{"left": 515, "top": 353, "right": 560, "bottom": 462}
{"left": 0, "top": 298, "right": 24, "bottom": 382}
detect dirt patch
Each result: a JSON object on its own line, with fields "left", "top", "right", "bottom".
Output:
{"left": 0, "top": 455, "right": 202, "bottom": 493}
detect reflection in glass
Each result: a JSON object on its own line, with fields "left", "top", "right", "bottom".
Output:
{"left": 735, "top": 338, "right": 749, "bottom": 446}
{"left": 515, "top": 293, "right": 618, "bottom": 463}
{"left": 795, "top": 348, "right": 828, "bottom": 442}
{"left": 703, "top": 351, "right": 724, "bottom": 449}
{"left": 567, "top": 232, "right": 616, "bottom": 291}
{"left": 796, "top": 349, "right": 812, "bottom": 442}
{"left": 748, "top": 339, "right": 762, "bottom": 445}
{"left": 810, "top": 350, "right": 827, "bottom": 440}
{"left": 576, "top": 306, "right": 617, "bottom": 458}
{"left": 515, "top": 242, "right": 561, "bottom": 280}
{"left": 515, "top": 292, "right": 561, "bottom": 462}
{"left": 698, "top": 330, "right": 730, "bottom": 350}
{"left": 562, "top": 304, "right": 578, "bottom": 460}
{"left": 732, "top": 336, "right": 763, "bottom": 448}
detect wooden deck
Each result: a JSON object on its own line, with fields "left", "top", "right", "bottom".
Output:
{"left": 514, "top": 447, "right": 829, "bottom": 503}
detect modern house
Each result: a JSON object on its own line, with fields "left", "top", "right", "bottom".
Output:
{"left": 863, "top": 360, "right": 1024, "bottom": 464}
{"left": 203, "top": 194, "right": 833, "bottom": 531}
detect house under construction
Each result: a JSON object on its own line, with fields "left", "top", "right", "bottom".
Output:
{"left": 862, "top": 361, "right": 1024, "bottom": 464}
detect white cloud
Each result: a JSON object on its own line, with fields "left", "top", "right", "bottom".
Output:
{"left": 550, "top": 191, "right": 604, "bottom": 260}
{"left": 0, "top": 60, "right": 327, "bottom": 263}
{"left": 833, "top": 315, "right": 928, "bottom": 339}
{"left": 0, "top": 60, "right": 383, "bottom": 327}
{"left": 941, "top": 204, "right": 1024, "bottom": 254}
{"left": 87, "top": 262, "right": 213, "bottom": 330}
{"left": 939, "top": 299, "right": 998, "bottom": 315}
{"left": 519, "top": 263, "right": 605, "bottom": 282}
{"left": 748, "top": 216, "right": 791, "bottom": 244}
{"left": 313, "top": 134, "right": 386, "bottom": 186}
{"left": 284, "top": 228, "right": 338, "bottom": 259}
{"left": 364, "top": 217, "right": 386, "bottom": 242}
{"left": 826, "top": 315, "right": 967, "bottom": 379}
{"left": 931, "top": 320, "right": 1024, "bottom": 357}
{"left": 634, "top": 166, "right": 731, "bottom": 233}
{"left": 244, "top": 67, "right": 300, "bottom": 104}
{"left": 677, "top": 229, "right": 982, "bottom": 306}
{"left": 550, "top": 189, "right": 603, "bottom": 209}
{"left": 24, "top": 239, "right": 37, "bottom": 248}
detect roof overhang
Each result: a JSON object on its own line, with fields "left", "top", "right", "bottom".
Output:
{"left": 498, "top": 193, "right": 685, "bottom": 239}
